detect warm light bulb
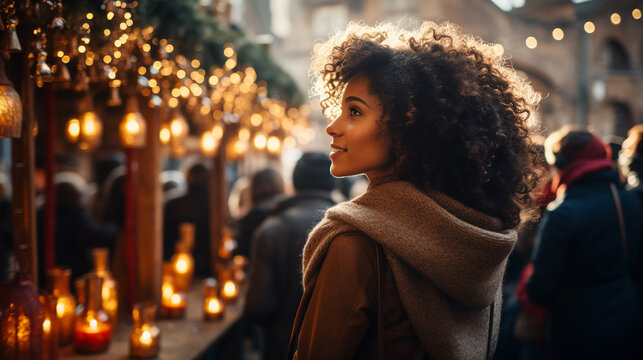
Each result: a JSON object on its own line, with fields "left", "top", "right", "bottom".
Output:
{"left": 170, "top": 293, "right": 182, "bottom": 305}
{"left": 525, "top": 36, "right": 537, "bottom": 49}
{"left": 238, "top": 128, "right": 250, "bottom": 142}
{"left": 170, "top": 119, "right": 184, "bottom": 136}
{"left": 56, "top": 301, "right": 66, "bottom": 318}
{"left": 267, "top": 136, "right": 281, "bottom": 154}
{"left": 201, "top": 132, "right": 216, "bottom": 155}
{"left": 207, "top": 298, "right": 222, "bottom": 313}
{"left": 43, "top": 318, "right": 51, "bottom": 334}
{"left": 89, "top": 319, "right": 98, "bottom": 330}
{"left": 82, "top": 114, "right": 97, "bottom": 135}
{"left": 584, "top": 21, "right": 595, "bottom": 34}
{"left": 633, "top": 9, "right": 642, "bottom": 20}
{"left": 67, "top": 118, "right": 80, "bottom": 139}
{"left": 125, "top": 116, "right": 141, "bottom": 134}
{"left": 162, "top": 282, "right": 173, "bottom": 299}
{"left": 552, "top": 28, "right": 564, "bottom": 41}
{"left": 212, "top": 124, "right": 224, "bottom": 140}
{"left": 253, "top": 133, "right": 267, "bottom": 150}
{"left": 140, "top": 330, "right": 152, "bottom": 346}
{"left": 610, "top": 13, "right": 621, "bottom": 25}
{"left": 160, "top": 127, "right": 171, "bottom": 144}
{"left": 175, "top": 257, "right": 188, "bottom": 274}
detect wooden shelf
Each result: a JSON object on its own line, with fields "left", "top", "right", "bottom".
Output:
{"left": 59, "top": 282, "right": 245, "bottom": 360}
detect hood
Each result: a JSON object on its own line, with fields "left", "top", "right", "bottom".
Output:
{"left": 326, "top": 181, "right": 515, "bottom": 309}
{"left": 302, "top": 181, "right": 517, "bottom": 359}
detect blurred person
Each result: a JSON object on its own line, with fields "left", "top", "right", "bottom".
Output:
{"left": 289, "top": 22, "right": 540, "bottom": 359}
{"left": 620, "top": 124, "right": 643, "bottom": 202}
{"left": 163, "top": 163, "right": 211, "bottom": 277}
{"left": 234, "top": 168, "right": 286, "bottom": 259}
{"left": 245, "top": 152, "right": 337, "bottom": 360}
{"left": 527, "top": 129, "right": 641, "bottom": 359}
{"left": 37, "top": 173, "right": 119, "bottom": 282}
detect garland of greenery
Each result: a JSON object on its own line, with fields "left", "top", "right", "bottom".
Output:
{"left": 63, "top": 0, "right": 302, "bottom": 105}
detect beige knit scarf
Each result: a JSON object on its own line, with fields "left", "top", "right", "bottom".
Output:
{"left": 303, "top": 181, "right": 517, "bottom": 359}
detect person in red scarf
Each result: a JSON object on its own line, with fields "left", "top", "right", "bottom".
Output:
{"left": 527, "top": 128, "right": 642, "bottom": 359}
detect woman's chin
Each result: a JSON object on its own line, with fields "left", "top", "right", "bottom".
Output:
{"left": 330, "top": 165, "right": 357, "bottom": 178}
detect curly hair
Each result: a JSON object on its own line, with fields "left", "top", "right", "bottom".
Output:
{"left": 311, "top": 22, "right": 541, "bottom": 228}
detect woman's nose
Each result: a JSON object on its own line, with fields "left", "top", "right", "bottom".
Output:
{"left": 326, "top": 117, "right": 342, "bottom": 137}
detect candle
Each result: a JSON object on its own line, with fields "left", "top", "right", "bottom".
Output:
{"left": 73, "top": 317, "right": 112, "bottom": 353}
{"left": 204, "top": 297, "right": 223, "bottom": 320}
{"left": 73, "top": 274, "right": 112, "bottom": 353}
{"left": 221, "top": 280, "right": 238, "bottom": 303}
{"left": 130, "top": 302, "right": 160, "bottom": 358}
{"left": 48, "top": 267, "right": 76, "bottom": 345}
{"left": 161, "top": 292, "right": 186, "bottom": 318}
{"left": 171, "top": 242, "right": 194, "bottom": 292}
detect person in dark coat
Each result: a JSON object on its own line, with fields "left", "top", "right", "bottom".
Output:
{"left": 37, "top": 177, "right": 119, "bottom": 282}
{"left": 234, "top": 168, "right": 285, "bottom": 259}
{"left": 245, "top": 153, "right": 336, "bottom": 360}
{"left": 527, "top": 129, "right": 642, "bottom": 359}
{"left": 163, "top": 163, "right": 212, "bottom": 278}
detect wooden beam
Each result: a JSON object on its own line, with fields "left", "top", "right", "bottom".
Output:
{"left": 9, "top": 51, "right": 38, "bottom": 284}
{"left": 135, "top": 96, "right": 162, "bottom": 303}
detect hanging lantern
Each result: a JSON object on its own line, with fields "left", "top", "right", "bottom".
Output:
{"left": 159, "top": 123, "right": 171, "bottom": 145}
{"left": 78, "top": 111, "right": 102, "bottom": 150}
{"left": 0, "top": 57, "right": 23, "bottom": 138}
{"left": 0, "top": 274, "right": 45, "bottom": 359}
{"left": 168, "top": 107, "right": 188, "bottom": 145}
{"left": 252, "top": 131, "right": 267, "bottom": 151}
{"left": 120, "top": 95, "right": 146, "bottom": 148}
{"left": 66, "top": 118, "right": 80, "bottom": 143}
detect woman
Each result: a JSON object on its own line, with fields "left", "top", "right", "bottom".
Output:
{"left": 527, "top": 128, "right": 641, "bottom": 359}
{"left": 288, "top": 22, "right": 540, "bottom": 359}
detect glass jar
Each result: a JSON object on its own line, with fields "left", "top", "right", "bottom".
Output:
{"left": 47, "top": 267, "right": 76, "bottom": 345}
{"left": 92, "top": 248, "right": 118, "bottom": 328}
{"left": 160, "top": 263, "right": 186, "bottom": 318}
{"left": 39, "top": 293, "right": 59, "bottom": 360}
{"left": 202, "top": 278, "right": 223, "bottom": 321}
{"left": 170, "top": 241, "right": 194, "bottom": 292}
{"left": 129, "top": 302, "right": 160, "bottom": 358}
{"left": 73, "top": 273, "right": 111, "bottom": 353}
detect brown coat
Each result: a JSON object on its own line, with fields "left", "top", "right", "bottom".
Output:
{"left": 290, "top": 181, "right": 517, "bottom": 359}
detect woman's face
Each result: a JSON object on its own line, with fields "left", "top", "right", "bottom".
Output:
{"left": 326, "top": 74, "right": 393, "bottom": 181}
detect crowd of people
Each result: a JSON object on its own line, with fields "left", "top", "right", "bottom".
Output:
{"left": 0, "top": 20, "right": 642, "bottom": 360}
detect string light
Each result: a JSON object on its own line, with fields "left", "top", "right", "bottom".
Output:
{"left": 552, "top": 28, "right": 564, "bottom": 40}
{"left": 632, "top": 8, "right": 641, "bottom": 20}
{"left": 525, "top": 36, "right": 537, "bottom": 49}
{"left": 584, "top": 21, "right": 595, "bottom": 33}
{"left": 610, "top": 13, "right": 621, "bottom": 25}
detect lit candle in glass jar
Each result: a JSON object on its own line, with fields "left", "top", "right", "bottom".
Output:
{"left": 130, "top": 302, "right": 160, "bottom": 358}
{"left": 161, "top": 263, "right": 186, "bottom": 318}
{"left": 221, "top": 280, "right": 238, "bottom": 303}
{"left": 202, "top": 278, "right": 224, "bottom": 320}
{"left": 74, "top": 315, "right": 111, "bottom": 353}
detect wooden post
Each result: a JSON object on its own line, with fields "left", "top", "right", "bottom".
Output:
{"left": 9, "top": 51, "right": 38, "bottom": 284}
{"left": 123, "top": 147, "right": 137, "bottom": 309}
{"left": 209, "top": 127, "right": 233, "bottom": 276}
{"left": 135, "top": 97, "right": 162, "bottom": 303}
{"left": 43, "top": 83, "right": 56, "bottom": 273}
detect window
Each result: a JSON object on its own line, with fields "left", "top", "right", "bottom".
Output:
{"left": 601, "top": 39, "right": 630, "bottom": 71}
{"left": 311, "top": 4, "right": 349, "bottom": 40}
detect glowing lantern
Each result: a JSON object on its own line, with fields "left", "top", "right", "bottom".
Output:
{"left": 120, "top": 95, "right": 146, "bottom": 148}
{"left": 202, "top": 278, "right": 223, "bottom": 321}
{"left": 129, "top": 302, "right": 160, "bottom": 358}
{"left": 0, "top": 57, "right": 23, "bottom": 138}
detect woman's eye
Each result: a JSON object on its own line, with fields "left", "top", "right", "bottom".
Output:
{"left": 349, "top": 107, "right": 361, "bottom": 116}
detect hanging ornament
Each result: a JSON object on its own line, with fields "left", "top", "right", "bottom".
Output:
{"left": 1, "top": 19, "right": 22, "bottom": 53}
{"left": 32, "top": 51, "right": 54, "bottom": 87}
{"left": 0, "top": 56, "right": 23, "bottom": 138}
